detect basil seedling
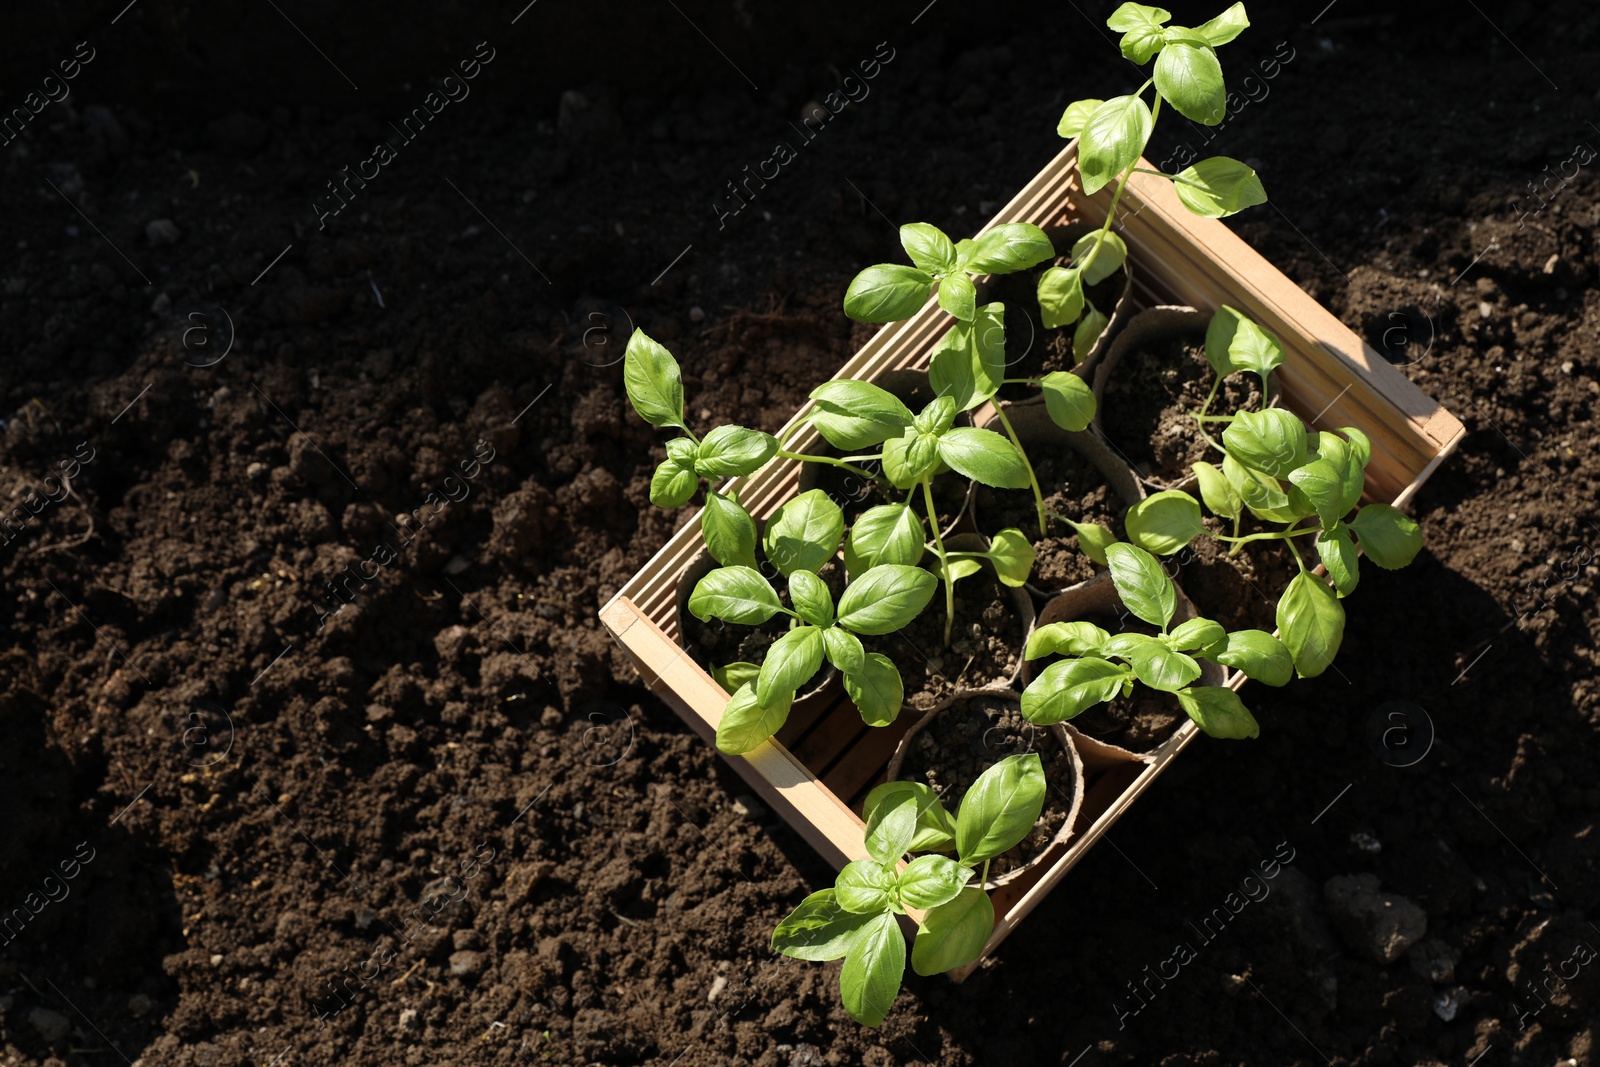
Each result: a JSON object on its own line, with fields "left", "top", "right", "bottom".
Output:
{"left": 1020, "top": 542, "right": 1290, "bottom": 738}
{"left": 1043, "top": 3, "right": 1268, "bottom": 334}
{"left": 1111, "top": 306, "right": 1424, "bottom": 678}
{"left": 842, "top": 221, "right": 1100, "bottom": 536}
{"left": 771, "top": 754, "right": 1046, "bottom": 1026}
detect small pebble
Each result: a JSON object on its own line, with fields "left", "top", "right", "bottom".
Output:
{"left": 708, "top": 974, "right": 728, "bottom": 1003}
{"left": 128, "top": 994, "right": 155, "bottom": 1016}
{"left": 209, "top": 953, "right": 224, "bottom": 967}
{"left": 399, "top": 1007, "right": 421, "bottom": 1031}
{"left": 146, "top": 218, "right": 181, "bottom": 246}
{"left": 1432, "top": 988, "right": 1460, "bottom": 1021}
{"left": 1478, "top": 301, "right": 1493, "bottom": 318}
{"left": 247, "top": 462, "right": 268, "bottom": 479}
{"left": 1350, "top": 831, "right": 1382, "bottom": 853}
{"left": 689, "top": 306, "right": 705, "bottom": 323}
{"left": 732, "top": 795, "right": 768, "bottom": 820}
{"left": 448, "top": 950, "right": 482, "bottom": 976}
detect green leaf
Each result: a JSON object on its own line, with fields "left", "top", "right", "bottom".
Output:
{"left": 897, "top": 855, "right": 973, "bottom": 910}
{"left": 1039, "top": 371, "right": 1096, "bottom": 432}
{"left": 929, "top": 305, "right": 1007, "bottom": 412}
{"left": 809, "top": 380, "right": 915, "bottom": 450}
{"left": 1058, "top": 98, "right": 1104, "bottom": 138}
{"left": 937, "top": 427, "right": 1032, "bottom": 489}
{"left": 1223, "top": 409, "right": 1309, "bottom": 479}
{"left": 954, "top": 753, "right": 1046, "bottom": 864}
{"left": 757, "top": 624, "right": 824, "bottom": 707}
{"left": 772, "top": 889, "right": 873, "bottom": 961}
{"left": 987, "top": 529, "right": 1036, "bottom": 588}
{"left": 914, "top": 395, "right": 958, "bottom": 437}
{"left": 1276, "top": 572, "right": 1345, "bottom": 678}
{"left": 701, "top": 490, "right": 758, "bottom": 567}
{"left": 1349, "top": 504, "right": 1423, "bottom": 570}
{"left": 1105, "top": 542, "right": 1177, "bottom": 628}
{"left": 881, "top": 429, "right": 937, "bottom": 490}
{"left": 1191, "top": 461, "right": 1242, "bottom": 521}
{"left": 1176, "top": 686, "right": 1260, "bottom": 739}
{"left": 649, "top": 459, "right": 698, "bottom": 508}
{"left": 1288, "top": 458, "right": 1348, "bottom": 529}
{"left": 1066, "top": 519, "right": 1117, "bottom": 566}
{"left": 1080, "top": 95, "right": 1154, "bottom": 196}
{"left": 716, "top": 682, "right": 793, "bottom": 754}
{"left": 1312, "top": 433, "right": 1364, "bottom": 515}
{"left": 622, "top": 329, "right": 687, "bottom": 430}
{"left": 1340, "top": 426, "right": 1372, "bottom": 472}
{"left": 1125, "top": 490, "right": 1205, "bottom": 556}
{"left": 1168, "top": 616, "right": 1226, "bottom": 653}
{"left": 1194, "top": 2, "right": 1250, "bottom": 46}
{"left": 843, "top": 504, "right": 926, "bottom": 579}
{"left": 764, "top": 488, "right": 845, "bottom": 576}
{"left": 912, "top": 887, "right": 994, "bottom": 976}
{"left": 1071, "top": 231, "right": 1128, "bottom": 286}
{"left": 822, "top": 626, "right": 866, "bottom": 674}
{"left": 789, "top": 569, "right": 836, "bottom": 626}
{"left": 1123, "top": 637, "right": 1202, "bottom": 692}
{"left": 1026, "top": 621, "right": 1112, "bottom": 659}
{"left": 939, "top": 558, "right": 983, "bottom": 584}
{"left": 710, "top": 660, "right": 760, "bottom": 692}
{"left": 836, "top": 565, "right": 939, "bottom": 636}
{"left": 1174, "top": 156, "right": 1267, "bottom": 218}
{"left": 959, "top": 223, "right": 1055, "bottom": 275}
{"left": 688, "top": 565, "right": 783, "bottom": 624}
{"left": 1074, "top": 306, "right": 1110, "bottom": 365}
{"left": 900, "top": 222, "right": 956, "bottom": 274}
{"left": 863, "top": 781, "right": 957, "bottom": 854}
{"left": 1223, "top": 452, "right": 1300, "bottom": 524}
{"left": 1108, "top": 3, "right": 1173, "bottom": 63}
{"left": 864, "top": 785, "right": 919, "bottom": 862}
{"left": 1155, "top": 41, "right": 1226, "bottom": 125}
{"left": 840, "top": 912, "right": 905, "bottom": 1028}
{"left": 1021, "top": 657, "right": 1129, "bottom": 724}
{"left": 937, "top": 271, "right": 977, "bottom": 322}
{"left": 837, "top": 859, "right": 897, "bottom": 914}
{"left": 1317, "top": 525, "right": 1360, "bottom": 597}
{"left": 1204, "top": 305, "right": 1282, "bottom": 382}
{"left": 1036, "top": 266, "right": 1086, "bottom": 331}
{"left": 1211, "top": 629, "right": 1293, "bottom": 687}
{"left": 694, "top": 424, "right": 779, "bottom": 479}
{"left": 844, "top": 652, "right": 905, "bottom": 728}
{"left": 844, "top": 264, "right": 934, "bottom": 323}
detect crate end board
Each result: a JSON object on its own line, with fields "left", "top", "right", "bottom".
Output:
{"left": 600, "top": 594, "right": 870, "bottom": 871}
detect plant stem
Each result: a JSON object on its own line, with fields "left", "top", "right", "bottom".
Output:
{"left": 1075, "top": 95, "right": 1162, "bottom": 283}
{"left": 923, "top": 476, "right": 955, "bottom": 647}
{"left": 1286, "top": 537, "right": 1310, "bottom": 574}
{"left": 991, "top": 404, "right": 1047, "bottom": 536}
{"left": 776, "top": 449, "right": 881, "bottom": 483}
{"left": 1210, "top": 525, "right": 1320, "bottom": 545}
{"left": 979, "top": 858, "right": 991, "bottom": 892}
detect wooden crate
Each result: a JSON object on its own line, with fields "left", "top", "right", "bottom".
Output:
{"left": 598, "top": 142, "right": 1464, "bottom": 978}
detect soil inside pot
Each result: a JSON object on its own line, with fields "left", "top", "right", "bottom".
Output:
{"left": 1101, "top": 335, "right": 1264, "bottom": 484}
{"left": 898, "top": 694, "right": 1078, "bottom": 880}
{"left": 986, "top": 262, "right": 1127, "bottom": 402}
{"left": 1031, "top": 610, "right": 1184, "bottom": 753}
{"left": 1177, "top": 523, "right": 1297, "bottom": 634}
{"left": 874, "top": 567, "right": 1024, "bottom": 709}
{"left": 973, "top": 444, "right": 1125, "bottom": 591}
{"left": 681, "top": 560, "right": 847, "bottom": 688}
{"left": 806, "top": 459, "right": 966, "bottom": 532}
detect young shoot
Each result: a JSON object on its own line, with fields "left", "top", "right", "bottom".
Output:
{"left": 1042, "top": 2, "right": 1268, "bottom": 333}
{"left": 841, "top": 220, "right": 1100, "bottom": 535}
{"left": 771, "top": 754, "right": 1046, "bottom": 1026}
{"left": 1020, "top": 542, "right": 1291, "bottom": 738}
{"left": 1113, "top": 306, "right": 1424, "bottom": 678}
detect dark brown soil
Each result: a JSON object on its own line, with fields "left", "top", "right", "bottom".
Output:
{"left": 806, "top": 459, "right": 967, "bottom": 533}
{"left": 897, "top": 695, "right": 1079, "bottom": 879}
{"left": 1102, "top": 335, "right": 1264, "bottom": 485}
{"left": 680, "top": 561, "right": 846, "bottom": 692}
{"left": 972, "top": 444, "right": 1125, "bottom": 591}
{"left": 1177, "top": 522, "right": 1299, "bottom": 634}
{"left": 873, "top": 568, "right": 1023, "bottom": 709}
{"left": 5, "top": 2, "right": 1600, "bottom": 1066}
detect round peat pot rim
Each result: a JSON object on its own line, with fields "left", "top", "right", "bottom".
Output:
{"left": 1091, "top": 304, "right": 1283, "bottom": 494}
{"left": 972, "top": 397, "right": 1146, "bottom": 600}
{"left": 795, "top": 368, "right": 974, "bottom": 539}
{"left": 936, "top": 531, "right": 1037, "bottom": 693}
{"left": 1020, "top": 570, "right": 1226, "bottom": 758}
{"left": 1031, "top": 220, "right": 1138, "bottom": 380}
{"left": 673, "top": 547, "right": 840, "bottom": 708}
{"left": 885, "top": 686, "right": 1087, "bottom": 890}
